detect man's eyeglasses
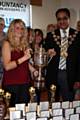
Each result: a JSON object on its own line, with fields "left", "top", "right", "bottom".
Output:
{"left": 57, "top": 17, "right": 69, "bottom": 21}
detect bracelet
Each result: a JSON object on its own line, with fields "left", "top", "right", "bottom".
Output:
{"left": 16, "top": 60, "right": 19, "bottom": 66}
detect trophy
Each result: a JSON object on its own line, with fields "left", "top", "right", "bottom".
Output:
{"left": 29, "top": 86, "right": 36, "bottom": 103}
{"left": 0, "top": 88, "right": 6, "bottom": 120}
{"left": 33, "top": 45, "right": 48, "bottom": 89}
{"left": 0, "top": 88, "right": 11, "bottom": 120}
{"left": 0, "top": 88, "right": 4, "bottom": 99}
{"left": 4, "top": 92, "right": 11, "bottom": 119}
{"left": 50, "top": 84, "right": 56, "bottom": 104}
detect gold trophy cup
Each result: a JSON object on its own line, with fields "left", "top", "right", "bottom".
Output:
{"left": 50, "top": 84, "right": 56, "bottom": 103}
{"left": 0, "top": 88, "right": 11, "bottom": 120}
{"left": 29, "top": 86, "right": 36, "bottom": 103}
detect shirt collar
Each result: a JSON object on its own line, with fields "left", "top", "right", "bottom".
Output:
{"left": 60, "top": 27, "right": 69, "bottom": 37}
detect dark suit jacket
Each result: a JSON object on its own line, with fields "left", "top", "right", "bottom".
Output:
{"left": 44, "top": 28, "right": 80, "bottom": 90}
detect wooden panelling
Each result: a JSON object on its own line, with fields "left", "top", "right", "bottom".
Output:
{"left": 30, "top": 0, "right": 42, "bottom": 6}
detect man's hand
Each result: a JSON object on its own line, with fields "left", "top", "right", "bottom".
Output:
{"left": 48, "top": 48, "right": 56, "bottom": 57}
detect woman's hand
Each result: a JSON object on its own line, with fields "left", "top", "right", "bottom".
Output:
{"left": 33, "top": 70, "right": 38, "bottom": 77}
{"left": 24, "top": 48, "right": 32, "bottom": 60}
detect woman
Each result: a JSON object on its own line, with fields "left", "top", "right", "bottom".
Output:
{"left": 32, "top": 28, "right": 46, "bottom": 104}
{"left": 2, "top": 19, "right": 38, "bottom": 107}
{"left": 33, "top": 28, "right": 44, "bottom": 51}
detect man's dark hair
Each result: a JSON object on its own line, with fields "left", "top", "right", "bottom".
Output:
{"left": 55, "top": 8, "right": 70, "bottom": 18}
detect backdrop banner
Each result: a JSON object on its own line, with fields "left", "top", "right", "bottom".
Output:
{"left": 0, "top": 0, "right": 30, "bottom": 32}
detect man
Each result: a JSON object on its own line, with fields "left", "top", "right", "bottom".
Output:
{"left": 0, "top": 17, "right": 6, "bottom": 87}
{"left": 44, "top": 8, "right": 80, "bottom": 101}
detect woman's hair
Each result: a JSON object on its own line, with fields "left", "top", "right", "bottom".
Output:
{"left": 6, "top": 19, "right": 29, "bottom": 51}
{"left": 34, "top": 28, "right": 43, "bottom": 40}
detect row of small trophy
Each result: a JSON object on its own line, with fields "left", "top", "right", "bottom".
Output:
{"left": 0, "top": 88, "right": 11, "bottom": 120}
{"left": 29, "top": 84, "right": 56, "bottom": 104}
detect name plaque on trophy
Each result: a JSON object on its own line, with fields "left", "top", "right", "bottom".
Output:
{"left": 26, "top": 111, "right": 36, "bottom": 120}
{"left": 64, "top": 108, "right": 74, "bottom": 119}
{"left": 16, "top": 118, "right": 25, "bottom": 120}
{"left": 72, "top": 101, "right": 80, "bottom": 108}
{"left": 52, "top": 108, "right": 63, "bottom": 117}
{"left": 52, "top": 116, "right": 63, "bottom": 120}
{"left": 10, "top": 110, "right": 21, "bottom": 120}
{"left": 37, "top": 118, "right": 48, "bottom": 120}
{"left": 62, "top": 101, "right": 70, "bottom": 109}
{"left": 40, "top": 110, "right": 50, "bottom": 118}
{"left": 70, "top": 114, "right": 80, "bottom": 120}
{"left": 15, "top": 103, "right": 26, "bottom": 117}
{"left": 15, "top": 118, "right": 25, "bottom": 120}
{"left": 40, "top": 101, "right": 49, "bottom": 111}
{"left": 52, "top": 102, "right": 61, "bottom": 109}
{"left": 76, "top": 107, "right": 80, "bottom": 114}
{"left": 28, "top": 102, "right": 37, "bottom": 112}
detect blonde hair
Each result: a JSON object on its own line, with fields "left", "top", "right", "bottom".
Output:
{"left": 7, "top": 19, "right": 29, "bottom": 51}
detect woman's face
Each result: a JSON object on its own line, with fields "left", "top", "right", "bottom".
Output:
{"left": 35, "top": 33, "right": 42, "bottom": 44}
{"left": 14, "top": 23, "right": 24, "bottom": 38}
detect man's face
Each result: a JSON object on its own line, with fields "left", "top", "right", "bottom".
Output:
{"left": 56, "top": 11, "right": 70, "bottom": 29}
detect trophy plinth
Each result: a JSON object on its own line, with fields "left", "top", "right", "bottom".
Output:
{"left": 33, "top": 46, "right": 48, "bottom": 89}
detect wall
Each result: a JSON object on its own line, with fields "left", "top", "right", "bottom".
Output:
{"left": 31, "top": 0, "right": 61, "bottom": 33}
{"left": 31, "top": 0, "right": 80, "bottom": 33}
{"left": 60, "top": 0, "right": 80, "bottom": 28}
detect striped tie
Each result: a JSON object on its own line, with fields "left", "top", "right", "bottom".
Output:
{"left": 59, "top": 30, "right": 68, "bottom": 70}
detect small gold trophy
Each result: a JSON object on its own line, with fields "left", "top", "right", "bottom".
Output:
{"left": 0, "top": 88, "right": 11, "bottom": 120}
{"left": 4, "top": 92, "right": 11, "bottom": 119}
{"left": 4, "top": 92, "right": 11, "bottom": 107}
{"left": 0, "top": 88, "right": 6, "bottom": 120}
{"left": 0, "top": 88, "right": 4, "bottom": 99}
{"left": 50, "top": 84, "right": 56, "bottom": 104}
{"left": 29, "top": 86, "right": 36, "bottom": 103}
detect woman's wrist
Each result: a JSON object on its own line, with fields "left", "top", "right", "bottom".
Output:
{"left": 15, "top": 59, "right": 19, "bottom": 66}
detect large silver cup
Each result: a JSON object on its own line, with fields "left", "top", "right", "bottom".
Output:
{"left": 33, "top": 46, "right": 48, "bottom": 89}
